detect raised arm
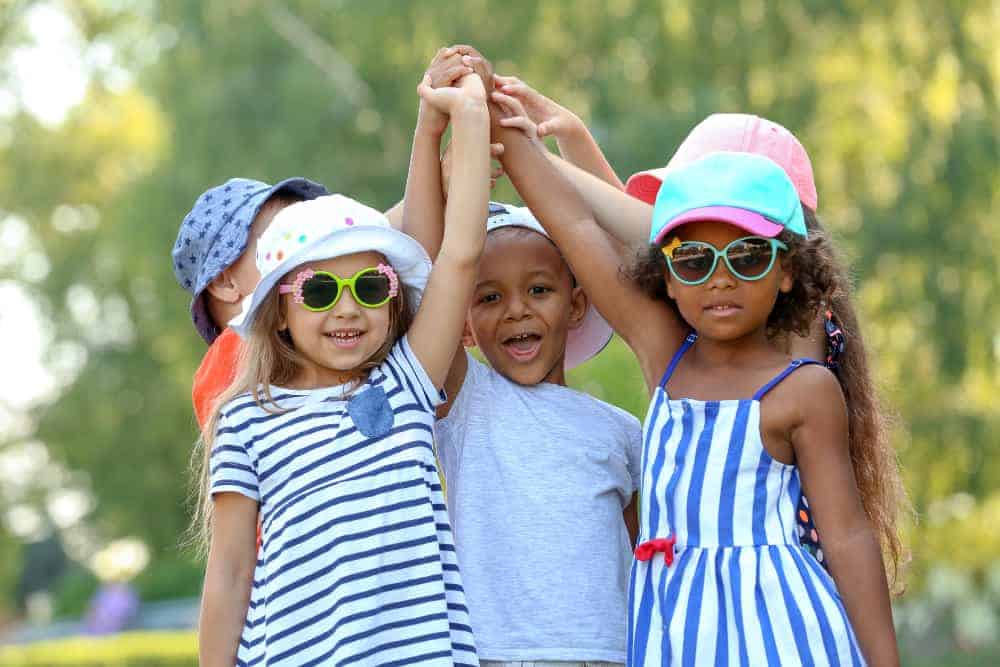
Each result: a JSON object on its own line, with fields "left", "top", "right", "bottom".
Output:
{"left": 407, "top": 73, "right": 490, "bottom": 390}
{"left": 792, "top": 368, "right": 900, "bottom": 667}
{"left": 493, "top": 73, "right": 624, "bottom": 190}
{"left": 490, "top": 93, "right": 686, "bottom": 391}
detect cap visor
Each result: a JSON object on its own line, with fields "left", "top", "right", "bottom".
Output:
{"left": 625, "top": 170, "right": 666, "bottom": 205}
{"left": 654, "top": 206, "right": 784, "bottom": 244}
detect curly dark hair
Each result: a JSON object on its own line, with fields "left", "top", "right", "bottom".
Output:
{"left": 624, "top": 206, "right": 909, "bottom": 592}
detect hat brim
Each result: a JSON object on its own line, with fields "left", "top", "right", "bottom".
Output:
{"left": 229, "top": 225, "right": 431, "bottom": 338}
{"left": 565, "top": 303, "right": 614, "bottom": 370}
{"left": 652, "top": 205, "right": 784, "bottom": 245}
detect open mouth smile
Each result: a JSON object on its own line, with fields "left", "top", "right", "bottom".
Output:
{"left": 501, "top": 331, "right": 543, "bottom": 361}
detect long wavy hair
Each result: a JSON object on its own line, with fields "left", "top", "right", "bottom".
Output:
{"left": 186, "top": 268, "right": 415, "bottom": 554}
{"left": 625, "top": 205, "right": 910, "bottom": 591}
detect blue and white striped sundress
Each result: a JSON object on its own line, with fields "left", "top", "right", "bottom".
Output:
{"left": 210, "top": 336, "right": 478, "bottom": 667}
{"left": 628, "top": 334, "right": 865, "bottom": 666}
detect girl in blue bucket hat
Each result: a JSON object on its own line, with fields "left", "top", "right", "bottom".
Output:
{"left": 496, "top": 110, "right": 904, "bottom": 666}
{"left": 192, "top": 71, "right": 491, "bottom": 666}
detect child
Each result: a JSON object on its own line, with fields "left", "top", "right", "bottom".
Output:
{"left": 194, "top": 69, "right": 490, "bottom": 666}
{"left": 404, "top": 49, "right": 643, "bottom": 665}
{"left": 491, "top": 83, "right": 858, "bottom": 565}
{"left": 622, "top": 113, "right": 873, "bottom": 567}
{"left": 493, "top": 110, "right": 903, "bottom": 663}
{"left": 172, "top": 176, "right": 329, "bottom": 426}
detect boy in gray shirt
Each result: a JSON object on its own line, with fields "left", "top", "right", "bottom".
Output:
{"left": 402, "top": 48, "right": 641, "bottom": 665}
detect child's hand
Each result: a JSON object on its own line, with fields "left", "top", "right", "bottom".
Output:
{"left": 493, "top": 74, "right": 583, "bottom": 140}
{"left": 419, "top": 48, "right": 474, "bottom": 136}
{"left": 448, "top": 45, "right": 495, "bottom": 93}
{"left": 426, "top": 47, "right": 472, "bottom": 88}
{"left": 441, "top": 140, "right": 505, "bottom": 200}
{"left": 490, "top": 89, "right": 544, "bottom": 144}
{"left": 418, "top": 70, "right": 488, "bottom": 122}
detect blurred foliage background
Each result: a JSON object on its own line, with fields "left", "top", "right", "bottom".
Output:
{"left": 0, "top": 0, "right": 997, "bottom": 663}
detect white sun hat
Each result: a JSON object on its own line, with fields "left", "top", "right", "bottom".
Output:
{"left": 229, "top": 194, "right": 432, "bottom": 339}
{"left": 485, "top": 202, "right": 614, "bottom": 369}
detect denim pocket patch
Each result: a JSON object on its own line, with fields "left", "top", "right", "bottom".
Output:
{"left": 347, "top": 385, "right": 394, "bottom": 438}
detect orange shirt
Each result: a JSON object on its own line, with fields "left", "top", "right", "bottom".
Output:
{"left": 192, "top": 328, "right": 242, "bottom": 429}
{"left": 191, "top": 327, "right": 262, "bottom": 550}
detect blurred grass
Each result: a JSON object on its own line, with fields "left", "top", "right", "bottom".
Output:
{"left": 0, "top": 628, "right": 996, "bottom": 666}
{"left": 0, "top": 632, "right": 196, "bottom": 667}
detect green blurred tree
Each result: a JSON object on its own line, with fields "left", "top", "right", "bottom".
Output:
{"left": 0, "top": 0, "right": 996, "bottom": 611}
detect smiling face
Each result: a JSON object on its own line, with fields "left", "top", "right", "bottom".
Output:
{"left": 280, "top": 251, "right": 395, "bottom": 388}
{"left": 467, "top": 228, "right": 587, "bottom": 386}
{"left": 665, "top": 220, "right": 793, "bottom": 342}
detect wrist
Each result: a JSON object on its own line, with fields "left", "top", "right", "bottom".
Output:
{"left": 451, "top": 99, "right": 490, "bottom": 123}
{"left": 554, "top": 111, "right": 586, "bottom": 140}
{"left": 417, "top": 104, "right": 448, "bottom": 138}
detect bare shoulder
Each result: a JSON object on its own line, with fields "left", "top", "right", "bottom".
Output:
{"left": 772, "top": 362, "right": 848, "bottom": 441}
{"left": 787, "top": 363, "right": 844, "bottom": 404}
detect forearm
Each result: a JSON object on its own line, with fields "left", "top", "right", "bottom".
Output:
{"left": 554, "top": 117, "right": 625, "bottom": 190}
{"left": 825, "top": 525, "right": 900, "bottom": 665}
{"left": 546, "top": 151, "right": 653, "bottom": 246}
{"left": 437, "top": 104, "right": 489, "bottom": 266}
{"left": 402, "top": 115, "right": 447, "bottom": 259}
{"left": 199, "top": 558, "right": 253, "bottom": 666}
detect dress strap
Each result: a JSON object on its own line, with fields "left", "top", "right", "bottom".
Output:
{"left": 659, "top": 333, "right": 698, "bottom": 389}
{"left": 752, "top": 358, "right": 825, "bottom": 401}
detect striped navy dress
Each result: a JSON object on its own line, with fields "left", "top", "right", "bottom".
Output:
{"left": 210, "top": 336, "right": 478, "bottom": 666}
{"left": 628, "top": 334, "right": 865, "bottom": 666}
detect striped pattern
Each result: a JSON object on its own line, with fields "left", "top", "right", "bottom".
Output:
{"left": 210, "top": 337, "right": 478, "bottom": 666}
{"left": 628, "top": 335, "right": 864, "bottom": 666}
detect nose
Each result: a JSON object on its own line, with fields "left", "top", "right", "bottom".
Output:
{"left": 705, "top": 256, "right": 737, "bottom": 289}
{"left": 503, "top": 293, "right": 530, "bottom": 321}
{"left": 331, "top": 288, "right": 362, "bottom": 319}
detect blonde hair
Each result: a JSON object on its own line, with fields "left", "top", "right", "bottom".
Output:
{"left": 186, "top": 267, "right": 414, "bottom": 554}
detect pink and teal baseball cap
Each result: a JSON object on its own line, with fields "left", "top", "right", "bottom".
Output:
{"left": 627, "top": 113, "right": 818, "bottom": 211}
{"left": 649, "top": 151, "right": 807, "bottom": 245}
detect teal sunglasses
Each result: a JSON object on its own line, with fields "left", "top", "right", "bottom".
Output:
{"left": 663, "top": 236, "right": 788, "bottom": 286}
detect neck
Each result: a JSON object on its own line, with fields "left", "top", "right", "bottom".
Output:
{"left": 541, "top": 352, "right": 568, "bottom": 386}
{"left": 689, "top": 326, "right": 777, "bottom": 368}
{"left": 206, "top": 297, "right": 240, "bottom": 334}
{"left": 287, "top": 365, "right": 365, "bottom": 390}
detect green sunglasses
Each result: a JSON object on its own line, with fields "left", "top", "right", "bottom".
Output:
{"left": 662, "top": 236, "right": 788, "bottom": 286}
{"left": 279, "top": 265, "right": 399, "bottom": 311}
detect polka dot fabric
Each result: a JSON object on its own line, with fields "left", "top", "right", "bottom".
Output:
{"left": 797, "top": 493, "right": 827, "bottom": 569}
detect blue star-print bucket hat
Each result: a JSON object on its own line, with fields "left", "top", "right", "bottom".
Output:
{"left": 172, "top": 177, "right": 329, "bottom": 343}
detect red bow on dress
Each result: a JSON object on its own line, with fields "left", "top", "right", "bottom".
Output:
{"left": 634, "top": 536, "right": 676, "bottom": 566}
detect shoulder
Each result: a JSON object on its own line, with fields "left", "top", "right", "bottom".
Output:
{"left": 773, "top": 362, "right": 847, "bottom": 428}
{"left": 783, "top": 362, "right": 844, "bottom": 402}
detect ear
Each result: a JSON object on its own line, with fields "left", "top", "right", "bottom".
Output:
{"left": 461, "top": 317, "right": 477, "bottom": 348}
{"left": 567, "top": 285, "right": 588, "bottom": 330}
{"left": 277, "top": 298, "right": 289, "bottom": 332}
{"left": 204, "top": 268, "right": 243, "bottom": 304}
{"left": 778, "top": 260, "right": 795, "bottom": 294}
{"left": 665, "top": 271, "right": 677, "bottom": 301}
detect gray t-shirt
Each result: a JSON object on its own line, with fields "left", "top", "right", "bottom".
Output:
{"left": 435, "top": 353, "right": 642, "bottom": 663}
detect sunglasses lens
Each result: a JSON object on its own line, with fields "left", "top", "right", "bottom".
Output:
{"left": 301, "top": 274, "right": 341, "bottom": 309}
{"left": 671, "top": 244, "right": 715, "bottom": 283}
{"left": 353, "top": 272, "right": 392, "bottom": 306}
{"left": 726, "top": 239, "right": 775, "bottom": 279}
